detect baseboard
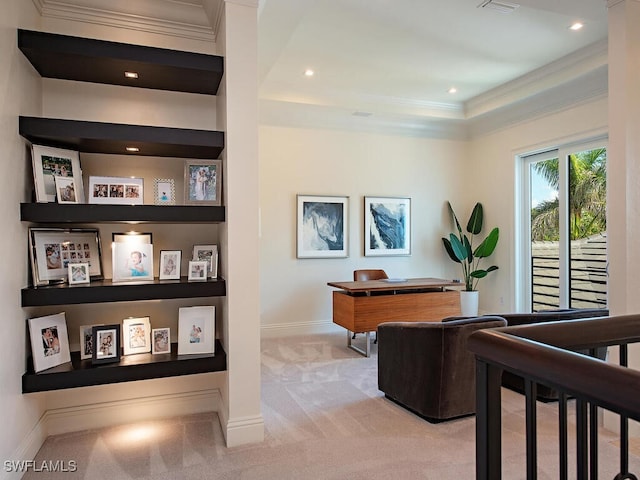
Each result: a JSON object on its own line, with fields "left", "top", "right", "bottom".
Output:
{"left": 1, "top": 416, "right": 49, "bottom": 480}
{"left": 222, "top": 413, "right": 265, "bottom": 447}
{"left": 261, "top": 319, "right": 342, "bottom": 338}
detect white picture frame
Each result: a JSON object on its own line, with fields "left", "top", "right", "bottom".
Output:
{"left": 68, "top": 262, "right": 90, "bottom": 284}
{"left": 54, "top": 176, "right": 79, "bottom": 204}
{"left": 122, "top": 317, "right": 151, "bottom": 355}
{"left": 154, "top": 178, "right": 176, "bottom": 205}
{"left": 112, "top": 242, "right": 154, "bottom": 282}
{"left": 31, "top": 145, "right": 84, "bottom": 203}
{"left": 88, "top": 176, "right": 143, "bottom": 205}
{"left": 192, "top": 245, "right": 218, "bottom": 279}
{"left": 178, "top": 306, "right": 215, "bottom": 355}
{"left": 296, "top": 194, "right": 349, "bottom": 258}
{"left": 187, "top": 260, "right": 208, "bottom": 281}
{"left": 152, "top": 327, "right": 171, "bottom": 354}
{"left": 159, "top": 250, "right": 181, "bottom": 280}
{"left": 28, "top": 312, "right": 71, "bottom": 373}
{"left": 364, "top": 196, "right": 412, "bottom": 256}
{"left": 79, "top": 324, "right": 101, "bottom": 360}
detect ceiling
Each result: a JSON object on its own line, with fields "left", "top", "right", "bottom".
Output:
{"left": 33, "top": 0, "right": 610, "bottom": 137}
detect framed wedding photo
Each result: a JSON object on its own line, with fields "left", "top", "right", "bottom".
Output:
{"left": 154, "top": 178, "right": 176, "bottom": 205}
{"left": 152, "top": 328, "right": 171, "bottom": 355}
{"left": 178, "top": 306, "right": 215, "bottom": 355}
{"left": 88, "top": 176, "right": 143, "bottom": 205}
{"left": 79, "top": 324, "right": 101, "bottom": 360}
{"left": 29, "top": 228, "right": 103, "bottom": 286}
{"left": 68, "top": 262, "right": 90, "bottom": 284}
{"left": 192, "top": 244, "right": 218, "bottom": 278}
{"left": 92, "top": 324, "right": 121, "bottom": 365}
{"left": 296, "top": 195, "right": 349, "bottom": 258}
{"left": 122, "top": 316, "right": 151, "bottom": 356}
{"left": 28, "top": 312, "right": 71, "bottom": 373}
{"left": 188, "top": 261, "right": 208, "bottom": 281}
{"left": 184, "top": 160, "right": 222, "bottom": 206}
{"left": 54, "top": 176, "right": 79, "bottom": 204}
{"left": 364, "top": 196, "right": 411, "bottom": 256}
{"left": 31, "top": 144, "right": 84, "bottom": 203}
{"left": 159, "top": 250, "right": 181, "bottom": 280}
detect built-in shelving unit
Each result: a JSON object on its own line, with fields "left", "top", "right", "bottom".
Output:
{"left": 18, "top": 29, "right": 228, "bottom": 393}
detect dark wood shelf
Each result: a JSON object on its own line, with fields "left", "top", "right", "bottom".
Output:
{"left": 18, "top": 29, "right": 223, "bottom": 95}
{"left": 21, "top": 203, "right": 225, "bottom": 223}
{"left": 22, "top": 277, "right": 226, "bottom": 307}
{"left": 19, "top": 116, "right": 224, "bottom": 159}
{"left": 22, "top": 341, "right": 226, "bottom": 393}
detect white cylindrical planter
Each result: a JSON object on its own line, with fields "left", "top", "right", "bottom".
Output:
{"left": 460, "top": 290, "right": 479, "bottom": 317}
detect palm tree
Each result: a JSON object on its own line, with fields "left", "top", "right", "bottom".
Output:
{"left": 531, "top": 148, "right": 606, "bottom": 241}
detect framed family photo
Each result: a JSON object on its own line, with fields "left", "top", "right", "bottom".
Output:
{"left": 364, "top": 196, "right": 411, "bottom": 256}
{"left": 152, "top": 327, "right": 171, "bottom": 355}
{"left": 184, "top": 160, "right": 222, "bottom": 206}
{"left": 29, "top": 228, "right": 103, "bottom": 286}
{"left": 122, "top": 316, "right": 151, "bottom": 356}
{"left": 31, "top": 144, "right": 84, "bottom": 203}
{"left": 28, "top": 312, "right": 71, "bottom": 373}
{"left": 188, "top": 261, "right": 208, "bottom": 281}
{"left": 79, "top": 324, "right": 101, "bottom": 360}
{"left": 159, "top": 250, "right": 181, "bottom": 280}
{"left": 112, "top": 232, "right": 153, "bottom": 282}
{"left": 54, "top": 176, "right": 79, "bottom": 204}
{"left": 68, "top": 262, "right": 90, "bottom": 284}
{"left": 192, "top": 244, "right": 218, "bottom": 278}
{"left": 88, "top": 176, "right": 143, "bottom": 205}
{"left": 296, "top": 195, "right": 348, "bottom": 258}
{"left": 92, "top": 324, "right": 120, "bottom": 365}
{"left": 153, "top": 178, "right": 176, "bottom": 205}
{"left": 178, "top": 306, "right": 215, "bottom": 355}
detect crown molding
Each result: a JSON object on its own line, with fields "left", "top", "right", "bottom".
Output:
{"left": 607, "top": 0, "right": 640, "bottom": 7}
{"left": 224, "top": 0, "right": 259, "bottom": 7}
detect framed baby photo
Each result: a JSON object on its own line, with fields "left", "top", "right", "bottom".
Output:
{"left": 112, "top": 233, "right": 154, "bottom": 282}
{"left": 152, "top": 328, "right": 171, "bottom": 355}
{"left": 192, "top": 244, "right": 218, "bottom": 279}
{"left": 79, "top": 324, "right": 101, "bottom": 360}
{"left": 31, "top": 144, "right": 84, "bottom": 203}
{"left": 54, "top": 176, "right": 79, "bottom": 204}
{"left": 178, "top": 306, "right": 215, "bottom": 355}
{"left": 188, "top": 260, "right": 208, "bottom": 281}
{"left": 68, "top": 262, "right": 90, "bottom": 284}
{"left": 28, "top": 312, "right": 71, "bottom": 373}
{"left": 153, "top": 178, "right": 176, "bottom": 205}
{"left": 88, "top": 176, "right": 143, "bottom": 205}
{"left": 159, "top": 250, "right": 181, "bottom": 280}
{"left": 184, "top": 160, "right": 222, "bottom": 206}
{"left": 122, "top": 316, "right": 151, "bottom": 356}
{"left": 92, "top": 324, "right": 121, "bottom": 365}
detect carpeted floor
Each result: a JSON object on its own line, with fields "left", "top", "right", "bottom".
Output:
{"left": 25, "top": 331, "right": 640, "bottom": 479}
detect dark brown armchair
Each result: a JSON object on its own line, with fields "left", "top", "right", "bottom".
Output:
{"left": 353, "top": 269, "right": 388, "bottom": 281}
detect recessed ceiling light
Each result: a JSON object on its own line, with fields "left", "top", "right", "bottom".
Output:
{"left": 124, "top": 71, "right": 139, "bottom": 79}
{"left": 125, "top": 146, "right": 139, "bottom": 152}
{"left": 570, "top": 22, "right": 584, "bottom": 31}
{"left": 448, "top": 87, "right": 458, "bottom": 94}
{"left": 304, "top": 69, "right": 315, "bottom": 77}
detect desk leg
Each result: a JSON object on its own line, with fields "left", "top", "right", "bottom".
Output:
{"left": 347, "top": 331, "right": 371, "bottom": 357}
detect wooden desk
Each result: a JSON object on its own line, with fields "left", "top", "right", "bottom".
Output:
{"left": 327, "top": 277, "right": 461, "bottom": 356}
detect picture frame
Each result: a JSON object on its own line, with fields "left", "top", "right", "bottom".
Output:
{"left": 79, "top": 324, "right": 101, "bottom": 360}
{"left": 296, "top": 195, "right": 349, "bottom": 258}
{"left": 122, "top": 316, "right": 151, "bottom": 355}
{"left": 184, "top": 160, "right": 222, "bottom": 206}
{"left": 28, "top": 312, "right": 71, "bottom": 373}
{"left": 364, "top": 196, "right": 411, "bottom": 256}
{"left": 92, "top": 324, "right": 121, "bottom": 365}
{"left": 68, "top": 262, "right": 90, "bottom": 284}
{"left": 112, "top": 232, "right": 152, "bottom": 244}
{"left": 159, "top": 250, "right": 181, "bottom": 280}
{"left": 152, "top": 327, "right": 171, "bottom": 355}
{"left": 112, "top": 242, "right": 154, "bottom": 282}
{"left": 153, "top": 178, "right": 176, "bottom": 205}
{"left": 177, "top": 306, "right": 215, "bottom": 355}
{"left": 54, "top": 176, "right": 79, "bottom": 204}
{"left": 31, "top": 144, "right": 84, "bottom": 203}
{"left": 192, "top": 245, "right": 218, "bottom": 279}
{"left": 88, "top": 176, "right": 143, "bottom": 205}
{"left": 187, "top": 260, "right": 208, "bottom": 281}
{"left": 29, "top": 228, "right": 103, "bottom": 286}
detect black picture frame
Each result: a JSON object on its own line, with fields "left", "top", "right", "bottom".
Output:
{"left": 92, "top": 324, "right": 121, "bottom": 365}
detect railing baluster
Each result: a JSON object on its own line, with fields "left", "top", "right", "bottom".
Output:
{"left": 559, "top": 392, "right": 568, "bottom": 480}
{"left": 577, "top": 399, "right": 588, "bottom": 479}
{"left": 476, "top": 360, "right": 503, "bottom": 480}
{"left": 589, "top": 348, "right": 598, "bottom": 480}
{"left": 525, "top": 379, "right": 538, "bottom": 480}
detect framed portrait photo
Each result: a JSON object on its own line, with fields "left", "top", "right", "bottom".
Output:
{"left": 31, "top": 144, "right": 84, "bottom": 203}
{"left": 79, "top": 324, "right": 101, "bottom": 360}
{"left": 296, "top": 195, "right": 349, "bottom": 258}
{"left": 88, "top": 176, "right": 143, "bottom": 205}
{"left": 122, "top": 316, "right": 151, "bottom": 356}
{"left": 68, "top": 262, "right": 90, "bottom": 284}
{"left": 192, "top": 245, "right": 218, "bottom": 278}
{"left": 54, "top": 176, "right": 79, "bottom": 204}
{"left": 152, "top": 328, "right": 171, "bottom": 355}
{"left": 188, "top": 260, "right": 208, "bottom": 281}
{"left": 364, "top": 196, "right": 411, "bottom": 256}
{"left": 184, "top": 160, "right": 222, "bottom": 206}
{"left": 178, "top": 306, "right": 215, "bottom": 355}
{"left": 159, "top": 250, "right": 181, "bottom": 280}
{"left": 92, "top": 324, "right": 121, "bottom": 365}
{"left": 29, "top": 228, "right": 103, "bottom": 286}
{"left": 112, "top": 242, "right": 153, "bottom": 282}
{"left": 28, "top": 312, "right": 71, "bottom": 373}
{"left": 154, "top": 178, "right": 176, "bottom": 205}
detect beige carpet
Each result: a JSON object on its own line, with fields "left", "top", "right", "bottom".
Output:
{"left": 25, "top": 331, "right": 640, "bottom": 479}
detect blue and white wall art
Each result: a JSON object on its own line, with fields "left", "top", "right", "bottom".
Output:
{"left": 364, "top": 196, "right": 411, "bottom": 256}
{"left": 297, "top": 195, "right": 349, "bottom": 258}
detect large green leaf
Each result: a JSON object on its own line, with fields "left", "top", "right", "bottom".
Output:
{"left": 442, "top": 237, "right": 461, "bottom": 263}
{"left": 474, "top": 228, "right": 499, "bottom": 258}
{"left": 448, "top": 233, "right": 469, "bottom": 262}
{"left": 466, "top": 202, "right": 483, "bottom": 235}
{"left": 447, "top": 201, "right": 463, "bottom": 236}
{"left": 470, "top": 266, "right": 499, "bottom": 278}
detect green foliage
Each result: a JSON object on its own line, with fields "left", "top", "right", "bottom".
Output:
{"left": 442, "top": 202, "right": 499, "bottom": 291}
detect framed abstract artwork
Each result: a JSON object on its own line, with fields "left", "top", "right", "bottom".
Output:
{"left": 296, "top": 195, "right": 348, "bottom": 258}
{"left": 364, "top": 196, "right": 411, "bottom": 256}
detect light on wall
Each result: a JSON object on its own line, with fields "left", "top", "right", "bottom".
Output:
{"left": 124, "top": 71, "right": 139, "bottom": 79}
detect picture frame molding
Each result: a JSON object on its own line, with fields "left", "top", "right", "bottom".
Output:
{"left": 177, "top": 306, "right": 215, "bottom": 355}
{"left": 28, "top": 312, "right": 71, "bottom": 373}
{"left": 296, "top": 194, "right": 349, "bottom": 259}
{"left": 184, "top": 159, "right": 222, "bottom": 206}
{"left": 364, "top": 196, "right": 412, "bottom": 256}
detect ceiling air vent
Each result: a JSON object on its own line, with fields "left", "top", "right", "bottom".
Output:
{"left": 477, "top": 0, "right": 519, "bottom": 14}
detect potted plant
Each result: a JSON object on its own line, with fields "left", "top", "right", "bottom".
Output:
{"left": 442, "top": 201, "right": 499, "bottom": 316}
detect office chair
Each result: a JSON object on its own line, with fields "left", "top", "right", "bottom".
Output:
{"left": 353, "top": 269, "right": 388, "bottom": 281}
